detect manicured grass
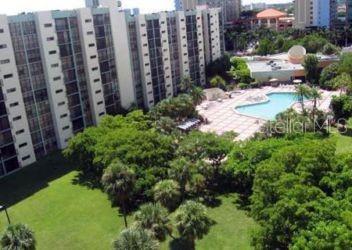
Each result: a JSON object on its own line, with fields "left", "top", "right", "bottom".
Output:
{"left": 196, "top": 194, "right": 257, "bottom": 250}
{"left": 335, "top": 132, "right": 352, "bottom": 154}
{"left": 161, "top": 194, "right": 257, "bottom": 250}
{"left": 0, "top": 153, "right": 256, "bottom": 250}
{"left": 0, "top": 153, "right": 126, "bottom": 250}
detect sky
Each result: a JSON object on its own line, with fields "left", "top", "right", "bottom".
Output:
{"left": 0, "top": 0, "right": 293, "bottom": 16}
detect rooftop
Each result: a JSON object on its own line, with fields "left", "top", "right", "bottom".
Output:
{"left": 256, "top": 8, "right": 286, "bottom": 19}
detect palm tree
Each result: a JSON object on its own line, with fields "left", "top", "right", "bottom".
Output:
{"left": 174, "top": 200, "right": 212, "bottom": 250}
{"left": 1, "top": 223, "right": 36, "bottom": 250}
{"left": 153, "top": 180, "right": 181, "bottom": 211}
{"left": 101, "top": 161, "right": 135, "bottom": 228}
{"left": 134, "top": 203, "right": 171, "bottom": 241}
{"left": 113, "top": 227, "right": 159, "bottom": 250}
{"left": 189, "top": 87, "right": 205, "bottom": 105}
{"left": 180, "top": 76, "right": 194, "bottom": 93}
{"left": 168, "top": 157, "right": 195, "bottom": 199}
{"left": 295, "top": 84, "right": 312, "bottom": 114}
{"left": 310, "top": 87, "right": 322, "bottom": 121}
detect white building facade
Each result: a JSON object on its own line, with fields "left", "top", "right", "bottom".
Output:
{"left": 0, "top": 6, "right": 223, "bottom": 177}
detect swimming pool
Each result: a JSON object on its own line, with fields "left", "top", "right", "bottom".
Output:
{"left": 235, "top": 92, "right": 300, "bottom": 120}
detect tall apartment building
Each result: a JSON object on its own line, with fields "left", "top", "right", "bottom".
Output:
{"left": 175, "top": 0, "right": 241, "bottom": 24}
{"left": 347, "top": 0, "right": 352, "bottom": 25}
{"left": 0, "top": 6, "right": 222, "bottom": 177}
{"left": 294, "top": 0, "right": 337, "bottom": 29}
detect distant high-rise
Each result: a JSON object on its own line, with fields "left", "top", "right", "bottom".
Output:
{"left": 294, "top": 0, "right": 337, "bottom": 29}
{"left": 347, "top": 0, "right": 352, "bottom": 25}
{"left": 175, "top": 0, "right": 241, "bottom": 24}
{"left": 175, "top": 0, "right": 198, "bottom": 11}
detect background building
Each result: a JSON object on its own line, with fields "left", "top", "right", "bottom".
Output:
{"left": 175, "top": 0, "right": 241, "bottom": 24}
{"left": 0, "top": 4, "right": 222, "bottom": 177}
{"left": 294, "top": 0, "right": 337, "bottom": 29}
{"left": 251, "top": 8, "right": 294, "bottom": 31}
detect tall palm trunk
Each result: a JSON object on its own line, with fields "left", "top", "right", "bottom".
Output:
{"left": 122, "top": 200, "right": 128, "bottom": 228}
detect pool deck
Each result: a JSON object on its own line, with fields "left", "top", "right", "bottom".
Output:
{"left": 197, "top": 86, "right": 338, "bottom": 141}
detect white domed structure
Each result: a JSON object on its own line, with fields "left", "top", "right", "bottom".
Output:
{"left": 288, "top": 45, "right": 306, "bottom": 64}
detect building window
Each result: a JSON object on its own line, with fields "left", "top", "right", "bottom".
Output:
{"left": 16, "top": 129, "right": 25, "bottom": 135}
{"left": 51, "top": 63, "right": 59, "bottom": 68}
{"left": 60, "top": 114, "right": 68, "bottom": 118}
{"left": 58, "top": 101, "right": 65, "bottom": 106}
{"left": 19, "top": 142, "right": 27, "bottom": 148}
{"left": 13, "top": 115, "right": 21, "bottom": 121}
{"left": 88, "top": 43, "right": 95, "bottom": 47}
{"left": 49, "top": 50, "right": 57, "bottom": 55}
{"left": 53, "top": 76, "right": 61, "bottom": 81}
{"left": 87, "top": 31, "right": 94, "bottom": 35}
{"left": 47, "top": 37, "right": 54, "bottom": 41}
{"left": 9, "top": 102, "right": 18, "bottom": 107}
{"left": 90, "top": 55, "right": 97, "bottom": 59}
{"left": 97, "top": 101, "right": 103, "bottom": 105}
{"left": 56, "top": 89, "right": 63, "bottom": 94}
{"left": 6, "top": 88, "right": 16, "bottom": 93}
{"left": 0, "top": 29, "right": 4, "bottom": 33}
{"left": 62, "top": 125, "right": 70, "bottom": 130}
{"left": 92, "top": 67, "right": 98, "bottom": 71}
{"left": 44, "top": 23, "right": 52, "bottom": 28}
{"left": 0, "top": 44, "right": 7, "bottom": 49}
{"left": 4, "top": 74, "right": 13, "bottom": 79}
{"left": 99, "top": 112, "right": 105, "bottom": 116}
{"left": 94, "top": 79, "right": 100, "bottom": 83}
{"left": 95, "top": 89, "right": 102, "bottom": 94}
{"left": 0, "top": 59, "right": 10, "bottom": 64}
{"left": 22, "top": 155, "right": 31, "bottom": 161}
{"left": 85, "top": 19, "right": 92, "bottom": 23}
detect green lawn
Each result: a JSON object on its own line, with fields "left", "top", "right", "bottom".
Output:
{"left": 0, "top": 153, "right": 126, "bottom": 250}
{"left": 0, "top": 153, "right": 256, "bottom": 249}
{"left": 195, "top": 194, "right": 256, "bottom": 250}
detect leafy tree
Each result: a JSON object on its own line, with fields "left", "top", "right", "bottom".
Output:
{"left": 150, "top": 94, "right": 197, "bottom": 122}
{"left": 303, "top": 54, "right": 320, "bottom": 85}
{"left": 332, "top": 72, "right": 352, "bottom": 95}
{"left": 206, "top": 54, "right": 231, "bottom": 78}
{"left": 339, "top": 52, "right": 352, "bottom": 76}
{"left": 133, "top": 203, "right": 171, "bottom": 241}
{"left": 153, "top": 180, "right": 181, "bottom": 211}
{"left": 331, "top": 94, "right": 352, "bottom": 120}
{"left": 291, "top": 221, "right": 352, "bottom": 249}
{"left": 319, "top": 63, "right": 339, "bottom": 89}
{"left": 177, "top": 131, "right": 233, "bottom": 168}
{"left": 101, "top": 161, "right": 136, "bottom": 228}
{"left": 257, "top": 38, "right": 275, "bottom": 55}
{"left": 113, "top": 228, "right": 159, "bottom": 250}
{"left": 1, "top": 224, "right": 36, "bottom": 250}
{"left": 229, "top": 57, "right": 252, "bottom": 84}
{"left": 322, "top": 42, "right": 339, "bottom": 55}
{"left": 180, "top": 76, "right": 194, "bottom": 93}
{"left": 174, "top": 200, "right": 212, "bottom": 250}
{"left": 209, "top": 75, "right": 227, "bottom": 90}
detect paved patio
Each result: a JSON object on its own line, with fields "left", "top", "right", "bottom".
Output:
{"left": 197, "top": 86, "right": 338, "bottom": 141}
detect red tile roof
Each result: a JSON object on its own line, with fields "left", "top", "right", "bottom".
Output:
{"left": 256, "top": 8, "right": 287, "bottom": 19}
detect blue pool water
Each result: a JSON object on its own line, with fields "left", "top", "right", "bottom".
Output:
{"left": 235, "top": 92, "right": 299, "bottom": 120}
